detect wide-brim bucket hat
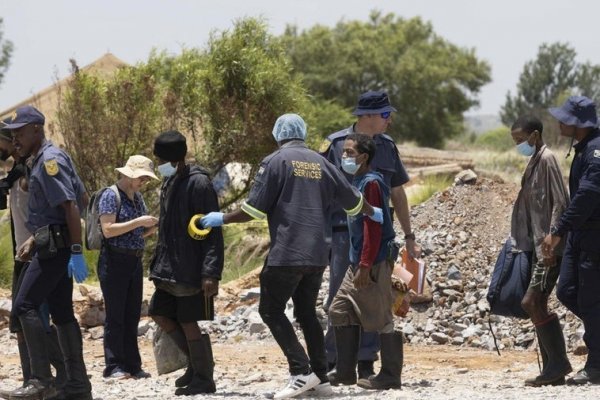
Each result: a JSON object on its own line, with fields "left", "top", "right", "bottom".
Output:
{"left": 352, "top": 90, "right": 397, "bottom": 116}
{"left": 548, "top": 95, "right": 598, "bottom": 128}
{"left": 116, "top": 155, "right": 159, "bottom": 180}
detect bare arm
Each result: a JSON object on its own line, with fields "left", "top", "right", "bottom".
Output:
{"left": 100, "top": 214, "right": 158, "bottom": 238}
{"left": 391, "top": 185, "right": 421, "bottom": 259}
{"left": 62, "top": 200, "right": 83, "bottom": 247}
{"left": 223, "top": 208, "right": 255, "bottom": 224}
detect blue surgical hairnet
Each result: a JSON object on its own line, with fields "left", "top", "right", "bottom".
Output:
{"left": 272, "top": 113, "right": 307, "bottom": 142}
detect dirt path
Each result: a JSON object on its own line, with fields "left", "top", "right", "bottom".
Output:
{"left": 0, "top": 335, "right": 595, "bottom": 400}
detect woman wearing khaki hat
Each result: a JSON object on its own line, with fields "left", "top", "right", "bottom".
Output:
{"left": 97, "top": 155, "right": 159, "bottom": 380}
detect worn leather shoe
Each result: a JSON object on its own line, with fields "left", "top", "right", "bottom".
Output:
{"left": 10, "top": 379, "right": 57, "bottom": 400}
{"left": 566, "top": 368, "right": 600, "bottom": 385}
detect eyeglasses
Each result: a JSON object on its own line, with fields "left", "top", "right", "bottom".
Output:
{"left": 380, "top": 111, "right": 392, "bottom": 119}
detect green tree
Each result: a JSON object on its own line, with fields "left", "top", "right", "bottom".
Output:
{"left": 56, "top": 18, "right": 306, "bottom": 208}
{"left": 500, "top": 43, "right": 578, "bottom": 127}
{"left": 283, "top": 11, "right": 491, "bottom": 148}
{"left": 55, "top": 60, "right": 165, "bottom": 193}
{"left": 576, "top": 62, "right": 600, "bottom": 105}
{"left": 0, "top": 18, "right": 14, "bottom": 87}
{"left": 500, "top": 42, "right": 600, "bottom": 145}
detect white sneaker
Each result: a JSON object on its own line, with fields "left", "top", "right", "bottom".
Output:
{"left": 273, "top": 372, "right": 320, "bottom": 399}
{"left": 304, "top": 382, "right": 333, "bottom": 397}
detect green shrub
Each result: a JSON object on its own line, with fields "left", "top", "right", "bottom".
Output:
{"left": 474, "top": 126, "right": 514, "bottom": 151}
{"left": 0, "top": 214, "right": 13, "bottom": 288}
{"left": 408, "top": 175, "right": 453, "bottom": 206}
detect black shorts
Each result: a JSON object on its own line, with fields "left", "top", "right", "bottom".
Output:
{"left": 148, "top": 287, "right": 214, "bottom": 323}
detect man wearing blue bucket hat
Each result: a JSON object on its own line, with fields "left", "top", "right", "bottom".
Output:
{"left": 543, "top": 95, "right": 600, "bottom": 385}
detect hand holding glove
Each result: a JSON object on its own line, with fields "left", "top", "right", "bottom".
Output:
{"left": 368, "top": 207, "right": 383, "bottom": 224}
{"left": 68, "top": 253, "right": 89, "bottom": 283}
{"left": 200, "top": 212, "right": 225, "bottom": 228}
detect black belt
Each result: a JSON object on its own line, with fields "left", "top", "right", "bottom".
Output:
{"left": 106, "top": 244, "right": 144, "bottom": 257}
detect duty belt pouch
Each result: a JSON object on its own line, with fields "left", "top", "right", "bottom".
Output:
{"left": 34, "top": 225, "right": 58, "bottom": 260}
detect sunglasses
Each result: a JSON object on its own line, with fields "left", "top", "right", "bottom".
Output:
{"left": 380, "top": 111, "right": 392, "bottom": 119}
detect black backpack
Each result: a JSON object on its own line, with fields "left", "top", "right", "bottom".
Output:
{"left": 84, "top": 185, "right": 121, "bottom": 250}
{"left": 486, "top": 237, "right": 532, "bottom": 319}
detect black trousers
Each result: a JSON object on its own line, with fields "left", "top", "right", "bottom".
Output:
{"left": 13, "top": 249, "right": 75, "bottom": 324}
{"left": 258, "top": 264, "right": 327, "bottom": 380}
{"left": 10, "top": 260, "right": 52, "bottom": 333}
{"left": 557, "top": 232, "right": 600, "bottom": 370}
{"left": 98, "top": 247, "right": 144, "bottom": 376}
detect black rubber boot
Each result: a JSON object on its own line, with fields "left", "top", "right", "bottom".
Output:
{"left": 525, "top": 315, "right": 572, "bottom": 387}
{"left": 18, "top": 338, "right": 32, "bottom": 385}
{"left": 327, "top": 326, "right": 360, "bottom": 386}
{"left": 47, "top": 325, "right": 68, "bottom": 399}
{"left": 357, "top": 360, "right": 375, "bottom": 380}
{"left": 357, "top": 331, "right": 403, "bottom": 390}
{"left": 56, "top": 322, "right": 93, "bottom": 400}
{"left": 175, "top": 334, "right": 216, "bottom": 396}
{"left": 10, "top": 310, "right": 57, "bottom": 400}
{"left": 166, "top": 326, "right": 193, "bottom": 388}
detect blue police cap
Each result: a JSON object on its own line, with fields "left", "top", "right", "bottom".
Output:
{"left": 548, "top": 96, "right": 598, "bottom": 128}
{"left": 352, "top": 90, "right": 397, "bottom": 116}
{"left": 3, "top": 105, "right": 45, "bottom": 130}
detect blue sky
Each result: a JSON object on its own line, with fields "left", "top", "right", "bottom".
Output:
{"left": 1, "top": 0, "right": 598, "bottom": 115}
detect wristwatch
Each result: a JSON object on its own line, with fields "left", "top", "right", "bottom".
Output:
{"left": 70, "top": 244, "right": 83, "bottom": 254}
{"left": 549, "top": 225, "right": 561, "bottom": 237}
{"left": 404, "top": 233, "right": 416, "bottom": 241}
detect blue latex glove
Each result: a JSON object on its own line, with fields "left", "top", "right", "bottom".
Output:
{"left": 368, "top": 207, "right": 384, "bottom": 224}
{"left": 200, "top": 212, "right": 225, "bottom": 228}
{"left": 68, "top": 253, "right": 89, "bottom": 283}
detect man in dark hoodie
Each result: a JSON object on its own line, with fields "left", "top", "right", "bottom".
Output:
{"left": 149, "top": 130, "right": 224, "bottom": 396}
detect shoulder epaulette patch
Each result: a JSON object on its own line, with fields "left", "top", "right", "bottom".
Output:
{"left": 44, "top": 159, "right": 59, "bottom": 176}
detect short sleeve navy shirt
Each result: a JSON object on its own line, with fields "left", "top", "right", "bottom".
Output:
{"left": 27, "top": 140, "right": 86, "bottom": 233}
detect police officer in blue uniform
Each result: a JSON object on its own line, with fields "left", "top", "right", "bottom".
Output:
{"left": 321, "top": 90, "right": 421, "bottom": 377}
{"left": 200, "top": 114, "right": 383, "bottom": 399}
{"left": 7, "top": 106, "right": 93, "bottom": 400}
{"left": 543, "top": 96, "right": 600, "bottom": 385}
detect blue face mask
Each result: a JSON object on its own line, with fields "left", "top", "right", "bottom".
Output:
{"left": 341, "top": 157, "right": 360, "bottom": 175}
{"left": 516, "top": 141, "right": 535, "bottom": 157}
{"left": 158, "top": 162, "right": 177, "bottom": 177}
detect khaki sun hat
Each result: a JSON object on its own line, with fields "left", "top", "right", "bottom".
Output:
{"left": 115, "top": 155, "right": 159, "bottom": 180}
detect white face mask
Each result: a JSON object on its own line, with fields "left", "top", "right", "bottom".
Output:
{"left": 157, "top": 162, "right": 177, "bottom": 177}
{"left": 516, "top": 141, "right": 535, "bottom": 157}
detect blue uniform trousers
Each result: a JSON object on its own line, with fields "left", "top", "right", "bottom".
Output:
{"left": 557, "top": 232, "right": 600, "bottom": 369}
{"left": 13, "top": 249, "right": 76, "bottom": 324}
{"left": 325, "top": 230, "right": 380, "bottom": 363}
{"left": 258, "top": 264, "right": 327, "bottom": 381}
{"left": 98, "top": 247, "right": 144, "bottom": 377}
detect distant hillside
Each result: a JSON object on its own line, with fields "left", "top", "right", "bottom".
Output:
{"left": 464, "top": 114, "right": 503, "bottom": 135}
